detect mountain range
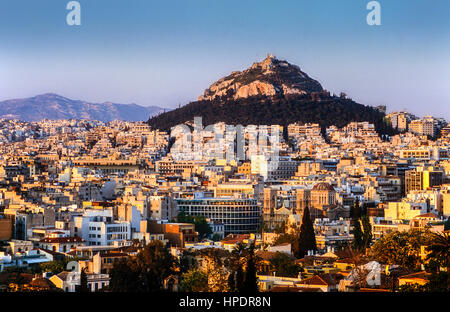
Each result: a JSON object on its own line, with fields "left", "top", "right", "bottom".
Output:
{"left": 148, "top": 55, "right": 395, "bottom": 136}
{"left": 0, "top": 93, "right": 166, "bottom": 122}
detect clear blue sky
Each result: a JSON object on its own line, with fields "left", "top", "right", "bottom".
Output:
{"left": 1, "top": 0, "right": 449, "bottom": 119}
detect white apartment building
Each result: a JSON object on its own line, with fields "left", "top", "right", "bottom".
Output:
{"left": 74, "top": 209, "right": 131, "bottom": 246}
{"left": 251, "top": 156, "right": 298, "bottom": 181}
{"left": 50, "top": 271, "right": 110, "bottom": 292}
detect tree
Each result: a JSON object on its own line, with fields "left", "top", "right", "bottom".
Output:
{"left": 78, "top": 268, "right": 89, "bottom": 293}
{"left": 274, "top": 220, "right": 286, "bottom": 234}
{"left": 194, "top": 216, "right": 213, "bottom": 239}
{"left": 295, "top": 205, "right": 317, "bottom": 258}
{"left": 234, "top": 265, "right": 245, "bottom": 291}
{"left": 444, "top": 217, "right": 450, "bottom": 231}
{"left": 368, "top": 229, "right": 433, "bottom": 271}
{"left": 179, "top": 269, "right": 208, "bottom": 292}
{"left": 109, "top": 240, "right": 176, "bottom": 292}
{"left": 177, "top": 212, "right": 212, "bottom": 239}
{"left": 352, "top": 198, "right": 361, "bottom": 219}
{"left": 352, "top": 218, "right": 364, "bottom": 251}
{"left": 242, "top": 243, "right": 258, "bottom": 293}
{"left": 135, "top": 240, "right": 177, "bottom": 291}
{"left": 179, "top": 251, "right": 196, "bottom": 274}
{"left": 109, "top": 258, "right": 141, "bottom": 292}
{"left": 198, "top": 248, "right": 230, "bottom": 292}
{"left": 273, "top": 233, "right": 296, "bottom": 247}
{"left": 398, "top": 283, "right": 428, "bottom": 292}
{"left": 347, "top": 247, "right": 369, "bottom": 289}
{"left": 427, "top": 271, "right": 449, "bottom": 292}
{"left": 269, "top": 252, "right": 301, "bottom": 277}
{"left": 361, "top": 215, "right": 372, "bottom": 250}
{"left": 39, "top": 260, "right": 68, "bottom": 275}
{"left": 39, "top": 257, "right": 84, "bottom": 275}
{"left": 228, "top": 243, "right": 246, "bottom": 292}
{"left": 177, "top": 211, "right": 194, "bottom": 223}
{"left": 426, "top": 232, "right": 449, "bottom": 272}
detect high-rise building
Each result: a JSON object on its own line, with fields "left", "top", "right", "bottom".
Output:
{"left": 405, "top": 166, "right": 444, "bottom": 194}
{"left": 175, "top": 197, "right": 261, "bottom": 235}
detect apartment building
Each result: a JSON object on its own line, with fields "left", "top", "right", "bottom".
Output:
{"left": 175, "top": 197, "right": 261, "bottom": 235}
{"left": 74, "top": 209, "right": 131, "bottom": 246}
{"left": 405, "top": 166, "right": 444, "bottom": 194}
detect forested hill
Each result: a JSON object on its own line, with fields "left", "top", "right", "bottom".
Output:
{"left": 148, "top": 92, "right": 396, "bottom": 136}
{"left": 148, "top": 55, "right": 395, "bottom": 135}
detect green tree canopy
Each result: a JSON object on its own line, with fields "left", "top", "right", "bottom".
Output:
{"left": 368, "top": 229, "right": 433, "bottom": 271}
{"left": 177, "top": 212, "right": 212, "bottom": 239}
{"left": 426, "top": 232, "right": 449, "bottom": 271}
{"left": 109, "top": 240, "right": 176, "bottom": 292}
{"left": 269, "top": 252, "right": 301, "bottom": 278}
{"left": 179, "top": 269, "right": 208, "bottom": 292}
{"left": 194, "top": 216, "right": 213, "bottom": 239}
{"left": 109, "top": 258, "right": 141, "bottom": 292}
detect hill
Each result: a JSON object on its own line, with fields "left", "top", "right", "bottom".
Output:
{"left": 148, "top": 55, "right": 395, "bottom": 135}
{"left": 148, "top": 93, "right": 394, "bottom": 135}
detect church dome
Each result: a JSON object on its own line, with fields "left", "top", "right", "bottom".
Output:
{"left": 312, "top": 182, "right": 334, "bottom": 191}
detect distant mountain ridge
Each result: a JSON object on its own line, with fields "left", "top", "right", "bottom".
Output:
{"left": 0, "top": 93, "right": 166, "bottom": 122}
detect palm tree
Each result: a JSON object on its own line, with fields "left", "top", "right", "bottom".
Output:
{"left": 426, "top": 232, "right": 449, "bottom": 272}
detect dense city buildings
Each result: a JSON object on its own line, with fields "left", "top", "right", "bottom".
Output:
{"left": 0, "top": 114, "right": 448, "bottom": 293}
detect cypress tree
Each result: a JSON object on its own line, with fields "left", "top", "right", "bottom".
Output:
{"left": 353, "top": 198, "right": 361, "bottom": 219}
{"left": 242, "top": 243, "right": 258, "bottom": 293}
{"left": 235, "top": 265, "right": 245, "bottom": 292}
{"left": 78, "top": 268, "right": 89, "bottom": 292}
{"left": 228, "top": 243, "right": 246, "bottom": 292}
{"left": 352, "top": 218, "right": 363, "bottom": 251}
{"left": 296, "top": 205, "right": 317, "bottom": 258}
{"left": 361, "top": 215, "right": 372, "bottom": 249}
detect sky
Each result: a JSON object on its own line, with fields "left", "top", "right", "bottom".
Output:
{"left": 0, "top": 0, "right": 449, "bottom": 119}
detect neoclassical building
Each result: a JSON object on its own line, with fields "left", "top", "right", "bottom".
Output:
{"left": 310, "top": 182, "right": 336, "bottom": 210}
{"left": 296, "top": 182, "right": 337, "bottom": 219}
